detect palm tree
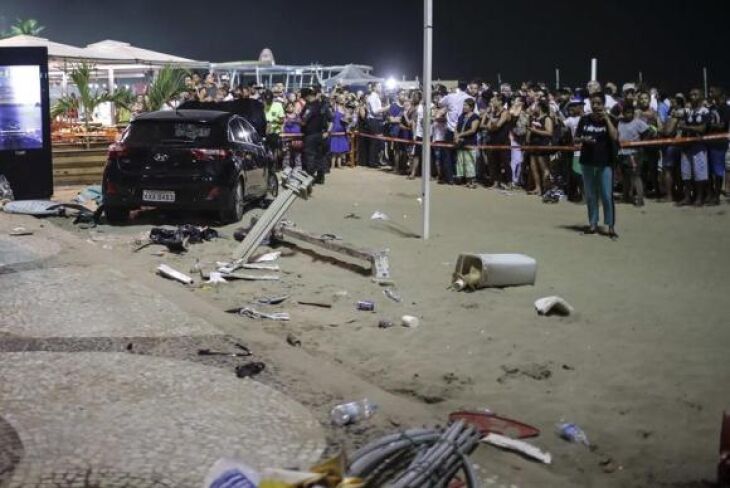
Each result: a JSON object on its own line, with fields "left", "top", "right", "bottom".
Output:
{"left": 52, "top": 62, "right": 113, "bottom": 148}
{"left": 8, "top": 18, "right": 45, "bottom": 36}
{"left": 143, "top": 65, "right": 189, "bottom": 112}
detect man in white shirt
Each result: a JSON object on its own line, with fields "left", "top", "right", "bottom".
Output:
{"left": 365, "top": 82, "right": 390, "bottom": 167}
{"left": 437, "top": 81, "right": 473, "bottom": 184}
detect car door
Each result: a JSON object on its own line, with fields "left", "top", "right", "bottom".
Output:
{"left": 229, "top": 117, "right": 265, "bottom": 198}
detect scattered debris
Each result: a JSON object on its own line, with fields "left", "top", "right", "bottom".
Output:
{"left": 720, "top": 410, "right": 730, "bottom": 486}
{"left": 370, "top": 210, "right": 390, "bottom": 221}
{"left": 401, "top": 315, "right": 420, "bottom": 328}
{"left": 319, "top": 233, "right": 342, "bottom": 240}
{"left": 205, "top": 272, "right": 228, "bottom": 285}
{"left": 215, "top": 272, "right": 280, "bottom": 281}
{"left": 498, "top": 363, "right": 552, "bottom": 383}
{"left": 482, "top": 433, "right": 552, "bottom": 464}
{"left": 344, "top": 212, "right": 361, "bottom": 219}
{"left": 198, "top": 346, "right": 252, "bottom": 357}
{"left": 556, "top": 422, "right": 590, "bottom": 446}
{"left": 253, "top": 251, "right": 281, "bottom": 263}
{"left": 384, "top": 288, "right": 402, "bottom": 303}
{"left": 357, "top": 300, "right": 375, "bottom": 311}
{"left": 72, "top": 185, "right": 102, "bottom": 206}
{"left": 330, "top": 398, "right": 378, "bottom": 426}
{"left": 562, "top": 364, "right": 575, "bottom": 371}
{"left": 231, "top": 307, "right": 290, "bottom": 321}
{"left": 452, "top": 253, "right": 537, "bottom": 291}
{"left": 378, "top": 319, "right": 395, "bottom": 329}
{"left": 599, "top": 456, "right": 621, "bottom": 473}
{"left": 255, "top": 295, "right": 289, "bottom": 305}
{"left": 298, "top": 300, "right": 332, "bottom": 309}
{"left": 144, "top": 225, "right": 219, "bottom": 253}
{"left": 0, "top": 174, "right": 14, "bottom": 201}
{"left": 3, "top": 200, "right": 64, "bottom": 216}
{"left": 448, "top": 410, "right": 540, "bottom": 439}
{"left": 235, "top": 362, "right": 266, "bottom": 378}
{"left": 535, "top": 296, "right": 574, "bottom": 316}
{"left": 157, "top": 264, "right": 194, "bottom": 285}
{"left": 286, "top": 333, "right": 302, "bottom": 347}
{"left": 8, "top": 227, "right": 33, "bottom": 236}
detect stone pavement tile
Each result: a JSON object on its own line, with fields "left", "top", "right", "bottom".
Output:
{"left": 0, "top": 352, "right": 325, "bottom": 487}
{"left": 0, "top": 266, "right": 223, "bottom": 338}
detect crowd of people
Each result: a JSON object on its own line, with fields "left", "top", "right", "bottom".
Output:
{"left": 164, "top": 72, "right": 730, "bottom": 234}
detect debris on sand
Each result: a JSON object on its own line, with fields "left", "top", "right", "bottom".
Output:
{"left": 535, "top": 296, "right": 574, "bottom": 316}
{"left": 498, "top": 363, "right": 552, "bottom": 383}
{"left": 482, "top": 433, "right": 552, "bottom": 464}
{"left": 157, "top": 264, "right": 194, "bottom": 285}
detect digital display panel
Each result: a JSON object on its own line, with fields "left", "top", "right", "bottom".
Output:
{"left": 0, "top": 65, "right": 43, "bottom": 150}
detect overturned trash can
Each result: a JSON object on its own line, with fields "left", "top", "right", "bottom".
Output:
{"left": 452, "top": 253, "right": 537, "bottom": 291}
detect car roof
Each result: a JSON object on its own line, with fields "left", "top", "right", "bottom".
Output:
{"left": 133, "top": 110, "right": 231, "bottom": 123}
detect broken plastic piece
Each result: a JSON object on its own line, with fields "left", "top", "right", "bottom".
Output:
{"left": 236, "top": 307, "right": 290, "bottom": 321}
{"left": 206, "top": 272, "right": 228, "bottom": 284}
{"left": 482, "top": 433, "right": 552, "bottom": 464}
{"left": 157, "top": 264, "right": 193, "bottom": 285}
{"left": 448, "top": 410, "right": 541, "bottom": 439}
{"left": 253, "top": 251, "right": 281, "bottom": 263}
{"left": 535, "top": 296, "right": 574, "bottom": 316}
{"left": 370, "top": 210, "right": 390, "bottom": 221}
{"left": 401, "top": 315, "right": 419, "bottom": 328}
{"left": 384, "top": 288, "right": 402, "bottom": 303}
{"left": 255, "top": 295, "right": 289, "bottom": 305}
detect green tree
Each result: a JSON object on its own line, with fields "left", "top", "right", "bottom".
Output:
{"left": 51, "top": 62, "right": 115, "bottom": 147}
{"left": 8, "top": 18, "right": 45, "bottom": 36}
{"left": 143, "top": 65, "right": 189, "bottom": 112}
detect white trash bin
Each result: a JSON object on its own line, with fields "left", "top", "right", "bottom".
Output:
{"left": 452, "top": 253, "right": 537, "bottom": 290}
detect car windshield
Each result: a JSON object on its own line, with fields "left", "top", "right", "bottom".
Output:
{"left": 123, "top": 121, "right": 223, "bottom": 147}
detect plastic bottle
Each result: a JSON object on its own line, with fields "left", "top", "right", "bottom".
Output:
{"left": 330, "top": 398, "right": 378, "bottom": 426}
{"left": 556, "top": 422, "right": 589, "bottom": 446}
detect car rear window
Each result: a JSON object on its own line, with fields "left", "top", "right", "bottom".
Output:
{"left": 123, "top": 120, "right": 224, "bottom": 147}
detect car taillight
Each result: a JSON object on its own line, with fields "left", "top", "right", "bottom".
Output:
{"left": 190, "top": 148, "right": 230, "bottom": 161}
{"left": 108, "top": 143, "right": 128, "bottom": 159}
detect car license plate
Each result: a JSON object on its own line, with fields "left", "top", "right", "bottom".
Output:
{"left": 142, "top": 190, "right": 175, "bottom": 203}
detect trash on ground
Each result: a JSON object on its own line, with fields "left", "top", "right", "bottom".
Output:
{"left": 452, "top": 253, "right": 537, "bottom": 291}
{"left": 542, "top": 188, "right": 567, "bottom": 204}
{"left": 348, "top": 420, "right": 480, "bottom": 485}
{"left": 344, "top": 212, "right": 361, "bottom": 219}
{"left": 719, "top": 410, "right": 730, "bottom": 486}
{"left": 235, "top": 362, "right": 266, "bottom": 378}
{"left": 255, "top": 295, "right": 289, "bottom": 305}
{"left": 482, "top": 433, "right": 552, "bottom": 464}
{"left": 203, "top": 459, "right": 260, "bottom": 488}
{"left": 0, "top": 175, "right": 15, "bottom": 201}
{"left": 319, "top": 233, "right": 342, "bottom": 240}
{"left": 370, "top": 210, "right": 390, "bottom": 221}
{"left": 206, "top": 272, "right": 228, "bottom": 284}
{"left": 219, "top": 272, "right": 279, "bottom": 281}
{"left": 156, "top": 264, "right": 193, "bottom": 285}
{"left": 356, "top": 300, "right": 375, "bottom": 311}
{"left": 147, "top": 225, "right": 219, "bottom": 253}
{"left": 198, "top": 346, "right": 252, "bottom": 357}
{"left": 9, "top": 227, "right": 33, "bottom": 236}
{"left": 378, "top": 319, "right": 395, "bottom": 329}
{"left": 333, "top": 290, "right": 349, "bottom": 300}
{"left": 232, "top": 307, "right": 290, "bottom": 321}
{"left": 330, "top": 398, "right": 378, "bottom": 426}
{"left": 448, "top": 410, "right": 540, "bottom": 439}
{"left": 72, "top": 185, "right": 102, "bottom": 207}
{"left": 298, "top": 300, "right": 332, "bottom": 309}
{"left": 556, "top": 422, "right": 590, "bottom": 446}
{"left": 253, "top": 251, "right": 281, "bottom": 263}
{"left": 3, "top": 200, "right": 64, "bottom": 216}
{"left": 217, "top": 261, "right": 280, "bottom": 272}
{"left": 384, "top": 288, "right": 402, "bottom": 303}
{"left": 599, "top": 456, "right": 621, "bottom": 473}
{"left": 535, "top": 296, "right": 574, "bottom": 316}
{"left": 401, "top": 315, "right": 420, "bottom": 328}
{"left": 286, "top": 333, "right": 302, "bottom": 347}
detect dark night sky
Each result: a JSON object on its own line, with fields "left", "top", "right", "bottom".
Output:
{"left": 2, "top": 0, "right": 728, "bottom": 92}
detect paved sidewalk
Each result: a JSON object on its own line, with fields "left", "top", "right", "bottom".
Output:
{"left": 0, "top": 216, "right": 325, "bottom": 487}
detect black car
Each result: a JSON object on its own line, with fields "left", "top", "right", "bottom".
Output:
{"left": 102, "top": 109, "right": 277, "bottom": 223}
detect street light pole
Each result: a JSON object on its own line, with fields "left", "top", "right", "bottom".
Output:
{"left": 421, "top": 0, "right": 433, "bottom": 240}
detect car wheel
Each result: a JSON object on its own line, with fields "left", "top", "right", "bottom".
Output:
{"left": 105, "top": 206, "right": 129, "bottom": 224}
{"left": 221, "top": 178, "right": 245, "bottom": 223}
{"left": 267, "top": 170, "right": 279, "bottom": 199}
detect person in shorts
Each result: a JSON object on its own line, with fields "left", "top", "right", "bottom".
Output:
{"left": 677, "top": 88, "right": 710, "bottom": 206}
{"left": 707, "top": 86, "right": 730, "bottom": 205}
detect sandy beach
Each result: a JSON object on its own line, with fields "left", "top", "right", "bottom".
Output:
{"left": 51, "top": 166, "right": 730, "bottom": 487}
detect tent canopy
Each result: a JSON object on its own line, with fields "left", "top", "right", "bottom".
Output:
{"left": 324, "top": 64, "right": 382, "bottom": 88}
{"left": 0, "top": 35, "right": 113, "bottom": 61}
{"left": 86, "top": 40, "right": 203, "bottom": 66}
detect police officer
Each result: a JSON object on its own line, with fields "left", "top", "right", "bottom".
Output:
{"left": 300, "top": 86, "right": 330, "bottom": 184}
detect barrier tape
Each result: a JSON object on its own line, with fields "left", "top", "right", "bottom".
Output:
{"left": 277, "top": 130, "right": 730, "bottom": 152}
